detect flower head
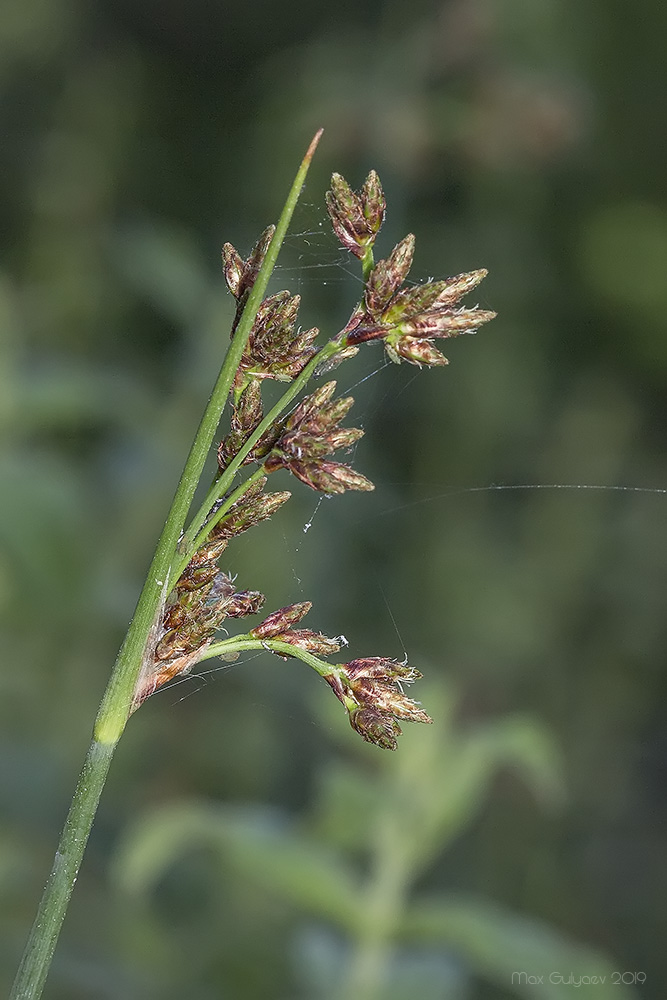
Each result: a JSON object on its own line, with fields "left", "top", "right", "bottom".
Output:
{"left": 132, "top": 160, "right": 487, "bottom": 759}
{"left": 217, "top": 379, "right": 265, "bottom": 468}
{"left": 232, "top": 291, "right": 319, "bottom": 390}
{"left": 132, "top": 480, "right": 292, "bottom": 708}
{"left": 134, "top": 562, "right": 265, "bottom": 709}
{"left": 250, "top": 602, "right": 342, "bottom": 658}
{"left": 222, "top": 226, "right": 275, "bottom": 302}
{"left": 326, "top": 171, "right": 386, "bottom": 258}
{"left": 343, "top": 240, "right": 496, "bottom": 366}
{"left": 325, "top": 657, "right": 432, "bottom": 750}
{"left": 264, "top": 381, "right": 374, "bottom": 494}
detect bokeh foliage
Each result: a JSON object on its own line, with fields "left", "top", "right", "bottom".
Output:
{"left": 1, "top": 0, "right": 665, "bottom": 997}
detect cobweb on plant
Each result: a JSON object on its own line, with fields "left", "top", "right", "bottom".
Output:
{"left": 158, "top": 203, "right": 666, "bottom": 706}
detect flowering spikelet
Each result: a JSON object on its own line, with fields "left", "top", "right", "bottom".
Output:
{"left": 263, "top": 381, "right": 373, "bottom": 494}
{"left": 326, "top": 171, "right": 386, "bottom": 258}
{"left": 332, "top": 219, "right": 495, "bottom": 367}
{"left": 250, "top": 602, "right": 342, "bottom": 657}
{"left": 364, "top": 235, "right": 415, "bottom": 317}
{"left": 250, "top": 602, "right": 313, "bottom": 638}
{"left": 313, "top": 345, "right": 360, "bottom": 375}
{"left": 222, "top": 226, "right": 275, "bottom": 302}
{"left": 324, "top": 658, "right": 432, "bottom": 750}
{"left": 276, "top": 630, "right": 342, "bottom": 656}
{"left": 209, "top": 479, "right": 291, "bottom": 541}
{"left": 130, "top": 162, "right": 494, "bottom": 755}
{"left": 232, "top": 290, "right": 319, "bottom": 389}
{"left": 132, "top": 481, "right": 291, "bottom": 708}
{"left": 133, "top": 562, "right": 265, "bottom": 708}
{"left": 217, "top": 379, "right": 264, "bottom": 468}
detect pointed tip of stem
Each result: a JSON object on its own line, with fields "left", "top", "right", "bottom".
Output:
{"left": 304, "top": 128, "right": 324, "bottom": 164}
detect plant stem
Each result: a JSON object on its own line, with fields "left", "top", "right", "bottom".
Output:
{"left": 170, "top": 465, "right": 268, "bottom": 583}
{"left": 11, "top": 131, "right": 323, "bottom": 1000}
{"left": 96, "top": 128, "right": 323, "bottom": 745}
{"left": 204, "top": 635, "right": 337, "bottom": 679}
{"left": 10, "top": 741, "right": 115, "bottom": 1000}
{"left": 176, "top": 336, "right": 340, "bottom": 569}
{"left": 205, "top": 639, "right": 417, "bottom": 1000}
{"left": 177, "top": 237, "right": 375, "bottom": 566}
{"left": 361, "top": 246, "right": 375, "bottom": 283}
{"left": 334, "top": 820, "right": 412, "bottom": 1000}
{"left": 210, "top": 636, "right": 413, "bottom": 1000}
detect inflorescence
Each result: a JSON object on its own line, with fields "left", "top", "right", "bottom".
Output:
{"left": 132, "top": 170, "right": 495, "bottom": 749}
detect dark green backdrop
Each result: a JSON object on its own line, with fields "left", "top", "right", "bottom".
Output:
{"left": 1, "top": 1, "right": 665, "bottom": 998}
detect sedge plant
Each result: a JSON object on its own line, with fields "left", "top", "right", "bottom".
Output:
{"left": 11, "top": 130, "right": 495, "bottom": 999}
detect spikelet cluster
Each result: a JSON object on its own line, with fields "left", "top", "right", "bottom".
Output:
{"left": 133, "top": 167, "right": 494, "bottom": 748}
{"left": 341, "top": 234, "right": 496, "bottom": 366}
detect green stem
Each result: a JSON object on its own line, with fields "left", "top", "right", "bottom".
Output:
{"left": 10, "top": 741, "right": 115, "bottom": 1000}
{"left": 178, "top": 236, "right": 376, "bottom": 566}
{"left": 170, "top": 466, "right": 267, "bottom": 584}
{"left": 361, "top": 245, "right": 375, "bottom": 283}
{"left": 176, "top": 335, "right": 340, "bottom": 569}
{"left": 203, "top": 634, "right": 337, "bottom": 679}
{"left": 334, "top": 821, "right": 412, "bottom": 1000}
{"left": 96, "top": 128, "right": 323, "bottom": 745}
{"left": 204, "top": 635, "right": 406, "bottom": 1000}
{"left": 11, "top": 131, "right": 323, "bottom": 1000}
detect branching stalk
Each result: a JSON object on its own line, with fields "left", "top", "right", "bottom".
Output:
{"left": 10, "top": 131, "right": 323, "bottom": 1000}
{"left": 95, "top": 128, "right": 323, "bottom": 746}
{"left": 175, "top": 337, "right": 340, "bottom": 574}
{"left": 12, "top": 136, "right": 493, "bottom": 1000}
{"left": 204, "top": 635, "right": 340, "bottom": 678}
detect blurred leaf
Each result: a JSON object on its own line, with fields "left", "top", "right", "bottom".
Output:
{"left": 471, "top": 715, "right": 567, "bottom": 810}
{"left": 377, "top": 950, "right": 469, "bottom": 1000}
{"left": 400, "top": 894, "right": 635, "bottom": 1000}
{"left": 384, "top": 687, "right": 565, "bottom": 872}
{"left": 113, "top": 802, "right": 362, "bottom": 933}
{"left": 296, "top": 925, "right": 470, "bottom": 1000}
{"left": 312, "top": 761, "right": 385, "bottom": 853}
{"left": 292, "top": 926, "right": 349, "bottom": 998}
{"left": 416, "top": 714, "right": 564, "bottom": 866}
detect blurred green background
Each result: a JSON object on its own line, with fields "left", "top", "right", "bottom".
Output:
{"left": 1, "top": 0, "right": 665, "bottom": 997}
